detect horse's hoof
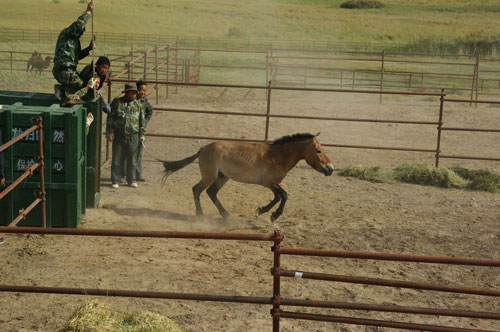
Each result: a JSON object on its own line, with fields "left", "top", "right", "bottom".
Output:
{"left": 270, "top": 213, "right": 278, "bottom": 222}
{"left": 256, "top": 207, "right": 264, "bottom": 216}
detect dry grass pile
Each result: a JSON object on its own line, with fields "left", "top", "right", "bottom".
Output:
{"left": 337, "top": 164, "right": 393, "bottom": 183}
{"left": 59, "top": 301, "right": 182, "bottom": 332}
{"left": 393, "top": 163, "right": 467, "bottom": 189}
{"left": 338, "top": 163, "right": 500, "bottom": 193}
{"left": 451, "top": 166, "right": 500, "bottom": 193}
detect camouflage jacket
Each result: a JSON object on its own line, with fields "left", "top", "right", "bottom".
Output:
{"left": 137, "top": 97, "right": 153, "bottom": 125}
{"left": 53, "top": 12, "right": 91, "bottom": 70}
{"left": 107, "top": 96, "right": 145, "bottom": 137}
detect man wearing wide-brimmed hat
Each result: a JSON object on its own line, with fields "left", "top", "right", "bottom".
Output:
{"left": 106, "top": 83, "right": 145, "bottom": 188}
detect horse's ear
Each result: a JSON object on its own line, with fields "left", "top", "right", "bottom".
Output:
{"left": 315, "top": 132, "right": 321, "bottom": 137}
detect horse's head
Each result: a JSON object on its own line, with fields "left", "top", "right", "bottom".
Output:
{"left": 304, "top": 133, "right": 334, "bottom": 176}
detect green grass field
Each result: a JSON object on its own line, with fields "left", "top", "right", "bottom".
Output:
{"left": 1, "top": 0, "right": 500, "bottom": 48}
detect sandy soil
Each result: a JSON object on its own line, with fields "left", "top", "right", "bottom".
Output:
{"left": 1, "top": 87, "right": 500, "bottom": 332}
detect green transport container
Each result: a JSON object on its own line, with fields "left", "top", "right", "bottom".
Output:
{"left": 0, "top": 90, "right": 102, "bottom": 208}
{"left": 0, "top": 102, "right": 86, "bottom": 227}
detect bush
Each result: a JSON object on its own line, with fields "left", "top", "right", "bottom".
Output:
{"left": 52, "top": 0, "right": 61, "bottom": 3}
{"left": 226, "top": 27, "right": 244, "bottom": 38}
{"left": 340, "top": 0, "right": 385, "bottom": 9}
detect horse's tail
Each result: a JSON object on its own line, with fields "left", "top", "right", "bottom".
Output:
{"left": 157, "top": 150, "right": 200, "bottom": 184}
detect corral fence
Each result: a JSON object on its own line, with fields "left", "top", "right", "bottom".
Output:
{"left": 2, "top": 45, "right": 500, "bottom": 102}
{"left": 0, "top": 116, "right": 46, "bottom": 228}
{"left": 0, "top": 28, "right": 411, "bottom": 52}
{"left": 106, "top": 78, "right": 500, "bottom": 168}
{"left": 0, "top": 226, "right": 499, "bottom": 331}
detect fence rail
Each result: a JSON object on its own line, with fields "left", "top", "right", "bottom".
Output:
{"left": 107, "top": 78, "right": 500, "bottom": 167}
{"left": 0, "top": 227, "right": 498, "bottom": 331}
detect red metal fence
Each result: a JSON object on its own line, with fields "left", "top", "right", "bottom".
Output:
{"left": 106, "top": 78, "right": 500, "bottom": 167}
{"left": 0, "top": 226, "right": 499, "bottom": 331}
{"left": 0, "top": 116, "right": 46, "bottom": 228}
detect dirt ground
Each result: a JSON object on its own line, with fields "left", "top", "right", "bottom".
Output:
{"left": 1, "top": 87, "right": 500, "bottom": 332}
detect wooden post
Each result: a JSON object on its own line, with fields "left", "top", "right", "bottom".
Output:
{"left": 10, "top": 51, "right": 13, "bottom": 73}
{"left": 380, "top": 51, "right": 385, "bottom": 104}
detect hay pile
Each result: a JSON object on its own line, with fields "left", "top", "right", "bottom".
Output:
{"left": 338, "top": 164, "right": 393, "bottom": 183}
{"left": 338, "top": 163, "right": 500, "bottom": 193}
{"left": 59, "top": 301, "right": 183, "bottom": 332}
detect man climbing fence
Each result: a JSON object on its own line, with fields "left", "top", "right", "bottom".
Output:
{"left": 52, "top": 0, "right": 97, "bottom": 106}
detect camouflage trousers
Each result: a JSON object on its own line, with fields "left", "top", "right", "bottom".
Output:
{"left": 52, "top": 66, "right": 85, "bottom": 95}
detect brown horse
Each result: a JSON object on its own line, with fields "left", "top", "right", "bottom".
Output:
{"left": 159, "top": 133, "right": 334, "bottom": 221}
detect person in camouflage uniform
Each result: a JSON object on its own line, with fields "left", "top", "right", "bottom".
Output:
{"left": 134, "top": 80, "right": 154, "bottom": 181}
{"left": 106, "top": 84, "right": 145, "bottom": 188}
{"left": 52, "top": 1, "right": 97, "bottom": 104}
{"left": 121, "top": 80, "right": 153, "bottom": 182}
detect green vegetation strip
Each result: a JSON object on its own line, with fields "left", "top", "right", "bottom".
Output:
{"left": 59, "top": 301, "right": 182, "bottom": 332}
{"left": 338, "top": 163, "right": 500, "bottom": 192}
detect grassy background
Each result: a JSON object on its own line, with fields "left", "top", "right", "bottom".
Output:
{"left": 1, "top": 0, "right": 500, "bottom": 48}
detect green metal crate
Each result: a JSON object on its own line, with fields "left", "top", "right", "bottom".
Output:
{"left": 0, "top": 90, "right": 102, "bottom": 208}
{"left": 0, "top": 102, "right": 86, "bottom": 227}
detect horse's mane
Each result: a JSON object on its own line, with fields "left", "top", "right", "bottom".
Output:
{"left": 271, "top": 133, "right": 314, "bottom": 145}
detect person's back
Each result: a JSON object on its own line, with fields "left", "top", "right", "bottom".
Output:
{"left": 52, "top": 1, "right": 96, "bottom": 104}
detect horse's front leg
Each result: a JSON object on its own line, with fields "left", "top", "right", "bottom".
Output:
{"left": 270, "top": 185, "right": 287, "bottom": 222}
{"left": 257, "top": 185, "right": 281, "bottom": 215}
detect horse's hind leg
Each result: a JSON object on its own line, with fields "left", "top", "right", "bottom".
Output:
{"left": 206, "top": 172, "right": 230, "bottom": 219}
{"left": 192, "top": 158, "right": 217, "bottom": 216}
{"left": 257, "top": 186, "right": 281, "bottom": 215}
{"left": 192, "top": 179, "right": 212, "bottom": 216}
{"left": 270, "top": 185, "right": 288, "bottom": 222}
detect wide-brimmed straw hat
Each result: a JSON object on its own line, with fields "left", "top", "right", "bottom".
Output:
{"left": 122, "top": 83, "right": 138, "bottom": 93}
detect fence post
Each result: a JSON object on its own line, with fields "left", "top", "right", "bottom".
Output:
{"left": 143, "top": 51, "right": 147, "bottom": 80}
{"left": 10, "top": 51, "right": 13, "bottom": 73}
{"left": 265, "top": 81, "right": 272, "bottom": 142}
{"left": 106, "top": 79, "right": 112, "bottom": 162}
{"left": 166, "top": 45, "right": 169, "bottom": 99}
{"left": 475, "top": 54, "right": 480, "bottom": 107}
{"left": 340, "top": 70, "right": 343, "bottom": 89}
{"left": 470, "top": 53, "right": 479, "bottom": 106}
{"left": 130, "top": 44, "right": 134, "bottom": 80}
{"left": 435, "top": 89, "right": 445, "bottom": 167}
{"left": 155, "top": 46, "right": 159, "bottom": 104}
{"left": 36, "top": 117, "right": 46, "bottom": 228}
{"left": 271, "top": 230, "right": 283, "bottom": 332}
{"left": 380, "top": 50, "right": 385, "bottom": 104}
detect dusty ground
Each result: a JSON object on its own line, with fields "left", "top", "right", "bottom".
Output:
{"left": 1, "top": 87, "right": 500, "bottom": 332}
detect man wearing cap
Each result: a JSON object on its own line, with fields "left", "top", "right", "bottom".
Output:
{"left": 106, "top": 84, "right": 145, "bottom": 188}
{"left": 52, "top": 0, "right": 97, "bottom": 106}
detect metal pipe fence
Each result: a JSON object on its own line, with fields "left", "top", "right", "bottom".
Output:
{"left": 0, "top": 227, "right": 498, "bottom": 331}
{"left": 0, "top": 117, "right": 46, "bottom": 228}
{"left": 272, "top": 246, "right": 500, "bottom": 332}
{"left": 106, "top": 78, "right": 500, "bottom": 167}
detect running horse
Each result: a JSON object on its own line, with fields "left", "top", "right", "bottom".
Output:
{"left": 159, "top": 133, "right": 334, "bottom": 221}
